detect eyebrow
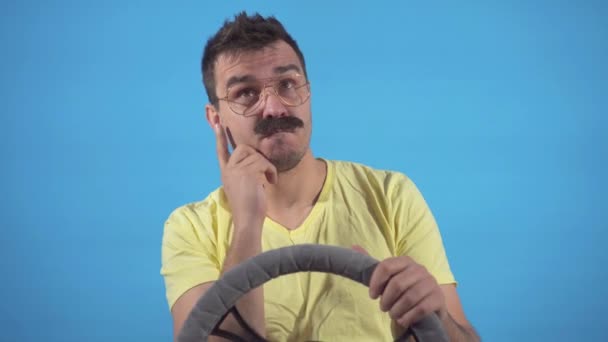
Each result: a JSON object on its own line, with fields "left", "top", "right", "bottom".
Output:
{"left": 224, "top": 64, "right": 302, "bottom": 89}
{"left": 273, "top": 64, "right": 301, "bottom": 74}
{"left": 225, "top": 75, "right": 255, "bottom": 90}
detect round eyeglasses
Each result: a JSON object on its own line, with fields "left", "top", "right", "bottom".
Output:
{"left": 218, "top": 73, "right": 310, "bottom": 116}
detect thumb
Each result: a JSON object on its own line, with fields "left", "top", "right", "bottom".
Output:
{"left": 351, "top": 245, "right": 369, "bottom": 256}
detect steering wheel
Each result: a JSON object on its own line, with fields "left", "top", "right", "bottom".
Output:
{"left": 178, "top": 244, "right": 448, "bottom": 342}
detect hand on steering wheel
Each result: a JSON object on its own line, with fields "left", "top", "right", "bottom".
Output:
{"left": 178, "top": 244, "right": 449, "bottom": 342}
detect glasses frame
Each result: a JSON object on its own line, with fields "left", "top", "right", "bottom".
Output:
{"left": 217, "top": 73, "right": 311, "bottom": 117}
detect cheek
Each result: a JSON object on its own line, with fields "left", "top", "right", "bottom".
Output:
{"left": 225, "top": 120, "right": 256, "bottom": 142}
{"left": 294, "top": 106, "right": 312, "bottom": 123}
{"left": 304, "top": 104, "right": 313, "bottom": 121}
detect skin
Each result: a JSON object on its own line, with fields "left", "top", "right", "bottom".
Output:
{"left": 170, "top": 40, "right": 480, "bottom": 341}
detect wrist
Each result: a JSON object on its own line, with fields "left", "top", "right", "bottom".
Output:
{"left": 232, "top": 218, "right": 265, "bottom": 249}
{"left": 233, "top": 217, "right": 264, "bottom": 233}
{"left": 437, "top": 305, "right": 449, "bottom": 321}
{"left": 223, "top": 222, "right": 264, "bottom": 274}
{"left": 233, "top": 209, "right": 265, "bottom": 229}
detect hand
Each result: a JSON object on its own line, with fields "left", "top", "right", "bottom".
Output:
{"left": 214, "top": 123, "right": 278, "bottom": 228}
{"left": 368, "top": 256, "right": 447, "bottom": 331}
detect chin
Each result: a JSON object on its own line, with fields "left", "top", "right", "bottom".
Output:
{"left": 263, "top": 141, "right": 307, "bottom": 173}
{"left": 268, "top": 151, "right": 305, "bottom": 172}
{"left": 258, "top": 130, "right": 311, "bottom": 172}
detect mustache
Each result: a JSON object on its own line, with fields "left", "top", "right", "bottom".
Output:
{"left": 254, "top": 116, "right": 304, "bottom": 136}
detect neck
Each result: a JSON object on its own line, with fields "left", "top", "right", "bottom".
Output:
{"left": 265, "top": 150, "right": 326, "bottom": 210}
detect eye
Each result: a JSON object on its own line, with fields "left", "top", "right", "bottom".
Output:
{"left": 229, "top": 85, "right": 261, "bottom": 106}
{"left": 234, "top": 87, "right": 259, "bottom": 99}
{"left": 278, "top": 78, "right": 297, "bottom": 90}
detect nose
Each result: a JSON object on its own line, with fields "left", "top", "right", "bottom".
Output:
{"left": 259, "top": 87, "right": 288, "bottom": 119}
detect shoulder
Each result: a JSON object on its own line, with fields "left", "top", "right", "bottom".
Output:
{"left": 326, "top": 159, "right": 413, "bottom": 192}
{"left": 164, "top": 187, "right": 228, "bottom": 236}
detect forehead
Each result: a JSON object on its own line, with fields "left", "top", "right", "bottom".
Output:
{"left": 214, "top": 40, "right": 303, "bottom": 88}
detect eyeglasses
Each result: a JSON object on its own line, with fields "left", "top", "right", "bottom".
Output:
{"left": 218, "top": 73, "right": 310, "bottom": 116}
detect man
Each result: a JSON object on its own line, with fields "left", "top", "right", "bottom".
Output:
{"left": 161, "top": 12, "right": 479, "bottom": 342}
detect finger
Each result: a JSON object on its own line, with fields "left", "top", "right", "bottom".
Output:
{"left": 245, "top": 157, "right": 278, "bottom": 185}
{"left": 351, "top": 245, "right": 369, "bottom": 255}
{"left": 369, "top": 257, "right": 413, "bottom": 299}
{"left": 236, "top": 152, "right": 263, "bottom": 169}
{"left": 234, "top": 149, "right": 271, "bottom": 170}
{"left": 243, "top": 150, "right": 277, "bottom": 184}
{"left": 214, "top": 123, "right": 230, "bottom": 170}
{"left": 228, "top": 145, "right": 259, "bottom": 166}
{"left": 378, "top": 266, "right": 421, "bottom": 312}
{"left": 386, "top": 275, "right": 435, "bottom": 320}
{"left": 395, "top": 286, "right": 443, "bottom": 329}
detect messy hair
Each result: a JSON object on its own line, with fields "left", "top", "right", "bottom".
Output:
{"left": 201, "top": 12, "right": 307, "bottom": 107}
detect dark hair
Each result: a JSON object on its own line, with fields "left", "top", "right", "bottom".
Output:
{"left": 201, "top": 12, "right": 307, "bottom": 107}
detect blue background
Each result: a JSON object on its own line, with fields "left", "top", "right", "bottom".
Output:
{"left": 2, "top": 1, "right": 607, "bottom": 341}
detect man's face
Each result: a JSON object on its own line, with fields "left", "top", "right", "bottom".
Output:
{"left": 208, "top": 40, "right": 312, "bottom": 172}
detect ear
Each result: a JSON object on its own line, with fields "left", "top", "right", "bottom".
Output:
{"left": 205, "top": 103, "right": 221, "bottom": 129}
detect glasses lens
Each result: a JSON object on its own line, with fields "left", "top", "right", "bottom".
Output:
{"left": 226, "top": 74, "right": 310, "bottom": 115}
{"left": 227, "top": 83, "right": 261, "bottom": 115}
{"left": 275, "top": 74, "right": 309, "bottom": 106}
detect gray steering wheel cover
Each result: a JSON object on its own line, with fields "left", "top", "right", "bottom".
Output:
{"left": 178, "top": 244, "right": 448, "bottom": 342}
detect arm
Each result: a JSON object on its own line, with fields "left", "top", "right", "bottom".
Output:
{"left": 171, "top": 224, "right": 265, "bottom": 342}
{"left": 439, "top": 284, "right": 480, "bottom": 342}
{"left": 172, "top": 283, "right": 213, "bottom": 341}
{"left": 212, "top": 221, "right": 266, "bottom": 339}
{"left": 373, "top": 174, "right": 479, "bottom": 341}
{"left": 371, "top": 258, "right": 480, "bottom": 342}
{"left": 167, "top": 120, "right": 276, "bottom": 341}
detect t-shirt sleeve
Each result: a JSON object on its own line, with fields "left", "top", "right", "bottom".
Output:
{"left": 389, "top": 173, "right": 456, "bottom": 285}
{"left": 160, "top": 203, "right": 221, "bottom": 311}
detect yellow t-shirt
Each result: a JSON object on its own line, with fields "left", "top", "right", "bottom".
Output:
{"left": 161, "top": 159, "right": 455, "bottom": 341}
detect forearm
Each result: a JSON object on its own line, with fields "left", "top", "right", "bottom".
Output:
{"left": 441, "top": 312, "right": 480, "bottom": 342}
{"left": 210, "top": 223, "right": 265, "bottom": 341}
